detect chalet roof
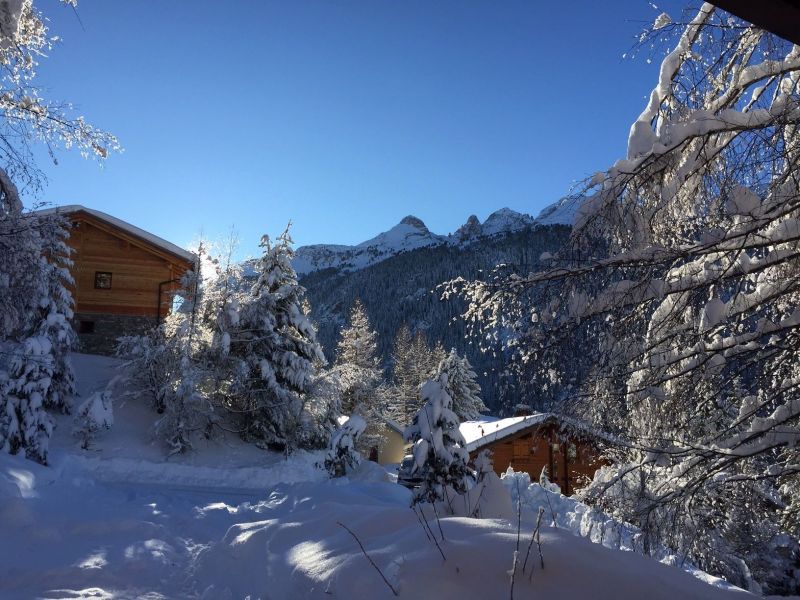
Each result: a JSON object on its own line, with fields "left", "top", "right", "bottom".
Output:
{"left": 36, "top": 204, "right": 196, "bottom": 265}
{"left": 385, "top": 418, "right": 404, "bottom": 435}
{"left": 460, "top": 414, "right": 551, "bottom": 453}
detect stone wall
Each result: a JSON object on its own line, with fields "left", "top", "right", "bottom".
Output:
{"left": 73, "top": 312, "right": 157, "bottom": 356}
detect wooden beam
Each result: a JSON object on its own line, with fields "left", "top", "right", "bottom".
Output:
{"left": 711, "top": 0, "right": 800, "bottom": 45}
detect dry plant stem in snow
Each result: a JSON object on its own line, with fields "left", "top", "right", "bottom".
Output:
{"left": 337, "top": 522, "right": 398, "bottom": 597}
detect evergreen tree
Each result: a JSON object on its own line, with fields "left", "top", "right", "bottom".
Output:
{"left": 335, "top": 299, "right": 380, "bottom": 373}
{"left": 324, "top": 414, "right": 366, "bottom": 477}
{"left": 32, "top": 213, "right": 77, "bottom": 413}
{"left": 0, "top": 0, "right": 117, "bottom": 464}
{"left": 231, "top": 226, "right": 325, "bottom": 451}
{"left": 437, "top": 349, "right": 487, "bottom": 421}
{"left": 404, "top": 374, "right": 473, "bottom": 508}
{"left": 0, "top": 191, "right": 76, "bottom": 464}
{"left": 333, "top": 299, "right": 384, "bottom": 455}
{"left": 2, "top": 336, "right": 56, "bottom": 463}
{"left": 388, "top": 325, "right": 443, "bottom": 427}
{"left": 387, "top": 323, "right": 414, "bottom": 426}
{"left": 73, "top": 389, "right": 114, "bottom": 450}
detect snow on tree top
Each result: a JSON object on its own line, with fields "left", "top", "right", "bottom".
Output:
{"left": 460, "top": 413, "right": 550, "bottom": 453}
{"left": 35, "top": 205, "right": 196, "bottom": 264}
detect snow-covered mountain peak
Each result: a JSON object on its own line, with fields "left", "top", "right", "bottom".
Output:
{"left": 293, "top": 215, "right": 445, "bottom": 276}
{"left": 481, "top": 207, "right": 536, "bottom": 236}
{"left": 398, "top": 215, "right": 428, "bottom": 231}
{"left": 456, "top": 214, "right": 482, "bottom": 241}
{"left": 535, "top": 196, "right": 583, "bottom": 225}
{"left": 292, "top": 203, "right": 574, "bottom": 276}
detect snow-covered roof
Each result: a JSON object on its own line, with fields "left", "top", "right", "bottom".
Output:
{"left": 36, "top": 204, "right": 196, "bottom": 264}
{"left": 460, "top": 413, "right": 551, "bottom": 453}
{"left": 385, "top": 418, "right": 404, "bottom": 435}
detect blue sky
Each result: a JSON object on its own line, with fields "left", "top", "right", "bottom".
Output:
{"left": 31, "top": 0, "right": 686, "bottom": 257}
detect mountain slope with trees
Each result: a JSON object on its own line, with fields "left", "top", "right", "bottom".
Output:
{"left": 300, "top": 223, "right": 571, "bottom": 413}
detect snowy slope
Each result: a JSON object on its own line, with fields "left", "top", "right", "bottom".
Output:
{"left": 535, "top": 196, "right": 583, "bottom": 225}
{"left": 0, "top": 353, "right": 752, "bottom": 599}
{"left": 0, "top": 451, "right": 750, "bottom": 600}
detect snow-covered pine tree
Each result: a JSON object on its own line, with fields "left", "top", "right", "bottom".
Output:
{"left": 404, "top": 374, "right": 473, "bottom": 508}
{"left": 387, "top": 323, "right": 415, "bottom": 426}
{"left": 412, "top": 331, "right": 442, "bottom": 383}
{"left": 2, "top": 336, "right": 56, "bottom": 463}
{"left": 230, "top": 226, "right": 326, "bottom": 451}
{"left": 73, "top": 389, "right": 113, "bottom": 450}
{"left": 333, "top": 299, "right": 385, "bottom": 455}
{"left": 0, "top": 0, "right": 117, "bottom": 464}
{"left": 0, "top": 180, "right": 76, "bottom": 464}
{"left": 388, "top": 325, "right": 443, "bottom": 427}
{"left": 436, "top": 349, "right": 487, "bottom": 421}
{"left": 324, "top": 414, "right": 366, "bottom": 477}
{"left": 30, "top": 211, "right": 77, "bottom": 413}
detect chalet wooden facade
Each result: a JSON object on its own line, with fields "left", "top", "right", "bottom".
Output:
{"left": 461, "top": 415, "right": 605, "bottom": 495}
{"left": 42, "top": 205, "right": 196, "bottom": 354}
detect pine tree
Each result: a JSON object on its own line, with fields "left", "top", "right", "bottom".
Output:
{"left": 388, "top": 323, "right": 415, "bottom": 426}
{"left": 73, "top": 389, "right": 114, "bottom": 450}
{"left": 231, "top": 226, "right": 325, "bottom": 451}
{"left": 1, "top": 336, "right": 56, "bottom": 463}
{"left": 388, "top": 325, "right": 443, "bottom": 427}
{"left": 32, "top": 213, "right": 77, "bottom": 413}
{"left": 0, "top": 0, "right": 117, "bottom": 464}
{"left": 333, "top": 299, "right": 385, "bottom": 455}
{"left": 404, "top": 374, "right": 473, "bottom": 508}
{"left": 436, "top": 349, "right": 487, "bottom": 421}
{"left": 0, "top": 201, "right": 76, "bottom": 464}
{"left": 324, "top": 414, "right": 366, "bottom": 477}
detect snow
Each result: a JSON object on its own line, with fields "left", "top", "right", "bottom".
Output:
{"left": 535, "top": 196, "right": 583, "bottom": 225}
{"left": 0, "top": 0, "right": 26, "bottom": 48}
{"left": 479, "top": 207, "right": 537, "bottom": 236}
{"left": 460, "top": 414, "right": 550, "bottom": 453}
{"left": 0, "top": 353, "right": 754, "bottom": 599}
{"left": 292, "top": 207, "right": 559, "bottom": 276}
{"left": 292, "top": 215, "right": 446, "bottom": 275}
{"left": 36, "top": 204, "right": 197, "bottom": 264}
{"left": 502, "top": 469, "right": 748, "bottom": 595}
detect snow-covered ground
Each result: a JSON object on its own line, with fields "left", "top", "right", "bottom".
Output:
{"left": 0, "top": 354, "right": 754, "bottom": 599}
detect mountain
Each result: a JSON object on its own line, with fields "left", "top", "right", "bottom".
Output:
{"left": 293, "top": 215, "right": 445, "bottom": 276}
{"left": 293, "top": 206, "right": 569, "bottom": 276}
{"left": 534, "top": 196, "right": 583, "bottom": 226}
{"left": 299, "top": 221, "right": 573, "bottom": 413}
{"left": 480, "top": 207, "right": 537, "bottom": 236}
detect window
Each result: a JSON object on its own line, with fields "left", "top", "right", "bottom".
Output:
{"left": 78, "top": 320, "right": 95, "bottom": 334}
{"left": 94, "top": 271, "right": 112, "bottom": 289}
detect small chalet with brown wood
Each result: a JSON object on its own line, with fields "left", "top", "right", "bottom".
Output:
{"left": 460, "top": 414, "right": 605, "bottom": 495}
{"left": 40, "top": 205, "right": 196, "bottom": 354}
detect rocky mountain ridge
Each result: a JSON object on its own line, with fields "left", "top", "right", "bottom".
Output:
{"left": 293, "top": 200, "right": 578, "bottom": 276}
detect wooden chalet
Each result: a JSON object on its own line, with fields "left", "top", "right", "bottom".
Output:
{"left": 460, "top": 414, "right": 605, "bottom": 495}
{"left": 41, "top": 205, "right": 196, "bottom": 354}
